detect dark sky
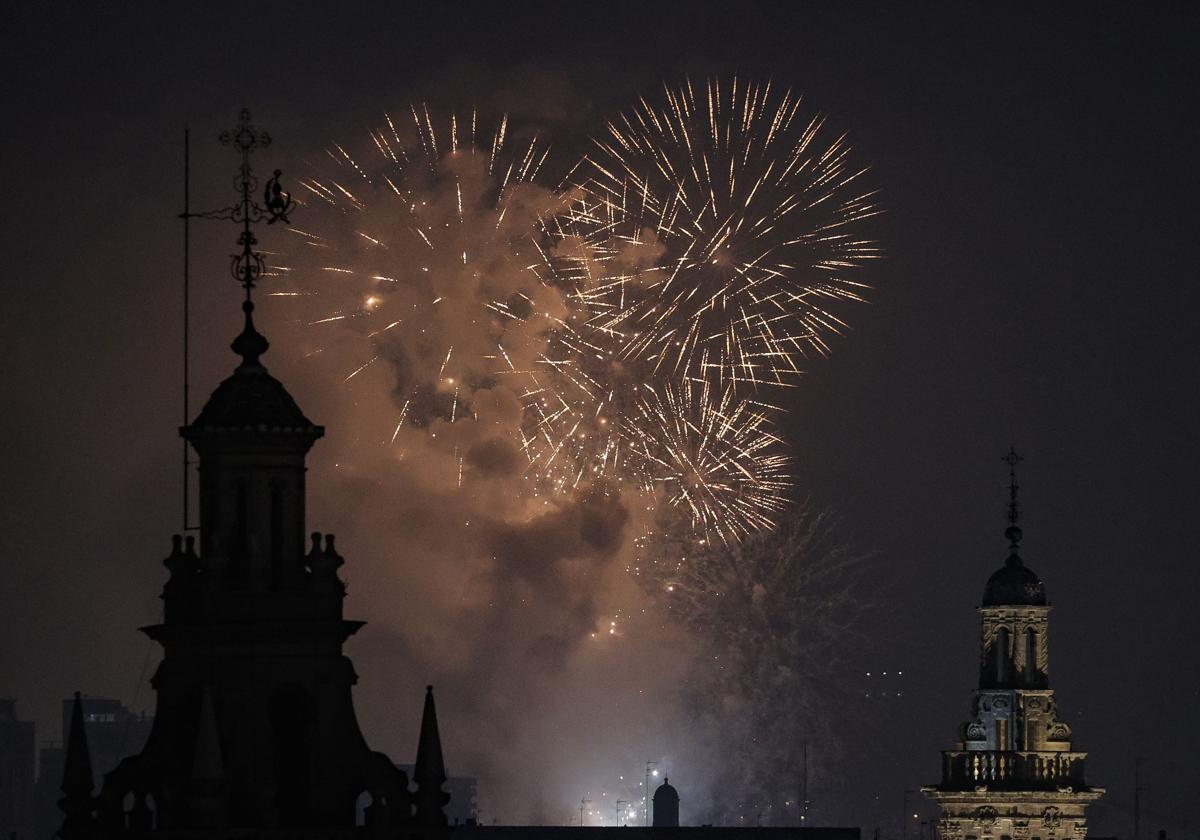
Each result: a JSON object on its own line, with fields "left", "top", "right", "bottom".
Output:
{"left": 2, "top": 2, "right": 1197, "bottom": 836}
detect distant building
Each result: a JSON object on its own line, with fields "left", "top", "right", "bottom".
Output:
{"left": 0, "top": 699, "right": 35, "bottom": 840}
{"left": 923, "top": 452, "right": 1103, "bottom": 840}
{"left": 32, "top": 698, "right": 153, "bottom": 840}
{"left": 449, "top": 828, "right": 858, "bottom": 840}
{"left": 398, "top": 765, "right": 477, "bottom": 825}
{"left": 60, "top": 697, "right": 154, "bottom": 794}
{"left": 33, "top": 746, "right": 63, "bottom": 840}
{"left": 448, "top": 779, "right": 857, "bottom": 840}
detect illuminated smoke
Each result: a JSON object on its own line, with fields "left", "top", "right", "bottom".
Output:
{"left": 266, "top": 85, "right": 880, "bottom": 820}
{"left": 635, "top": 503, "right": 880, "bottom": 824}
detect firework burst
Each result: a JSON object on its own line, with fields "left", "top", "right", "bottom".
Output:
{"left": 626, "top": 380, "right": 790, "bottom": 543}
{"left": 278, "top": 108, "right": 577, "bottom": 475}
{"left": 568, "top": 76, "right": 881, "bottom": 391}
{"left": 280, "top": 79, "right": 878, "bottom": 540}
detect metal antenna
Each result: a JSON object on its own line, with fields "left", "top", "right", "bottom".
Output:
{"left": 1134, "top": 755, "right": 1143, "bottom": 840}
{"left": 180, "top": 128, "right": 197, "bottom": 532}
{"left": 801, "top": 739, "right": 809, "bottom": 824}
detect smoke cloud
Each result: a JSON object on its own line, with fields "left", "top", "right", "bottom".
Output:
{"left": 269, "top": 106, "right": 701, "bottom": 823}
{"left": 261, "top": 94, "right": 878, "bottom": 825}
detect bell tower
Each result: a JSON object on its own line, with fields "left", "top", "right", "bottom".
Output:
{"left": 923, "top": 451, "right": 1102, "bottom": 840}
{"left": 57, "top": 111, "right": 449, "bottom": 839}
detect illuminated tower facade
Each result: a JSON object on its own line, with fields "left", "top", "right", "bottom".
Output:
{"left": 58, "top": 111, "right": 447, "bottom": 840}
{"left": 923, "top": 451, "right": 1102, "bottom": 840}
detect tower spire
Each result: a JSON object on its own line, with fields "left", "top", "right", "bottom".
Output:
{"left": 1002, "top": 447, "right": 1023, "bottom": 562}
{"left": 59, "top": 692, "right": 96, "bottom": 840}
{"left": 61, "top": 692, "right": 94, "bottom": 800}
{"left": 413, "top": 685, "right": 449, "bottom": 835}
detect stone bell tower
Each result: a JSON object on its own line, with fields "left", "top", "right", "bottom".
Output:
{"left": 57, "top": 110, "right": 448, "bottom": 840}
{"left": 923, "top": 450, "right": 1102, "bottom": 840}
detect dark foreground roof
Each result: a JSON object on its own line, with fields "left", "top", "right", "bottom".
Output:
{"left": 451, "top": 827, "right": 860, "bottom": 840}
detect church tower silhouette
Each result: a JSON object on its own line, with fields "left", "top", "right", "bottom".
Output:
{"left": 58, "top": 111, "right": 448, "bottom": 840}
{"left": 923, "top": 451, "right": 1102, "bottom": 840}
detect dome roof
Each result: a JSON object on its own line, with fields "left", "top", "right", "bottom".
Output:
{"left": 189, "top": 365, "right": 319, "bottom": 433}
{"left": 185, "top": 303, "right": 322, "bottom": 438}
{"left": 982, "top": 554, "right": 1046, "bottom": 606}
{"left": 653, "top": 779, "right": 679, "bottom": 801}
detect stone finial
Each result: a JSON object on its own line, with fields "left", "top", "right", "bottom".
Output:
{"left": 307, "top": 532, "right": 345, "bottom": 592}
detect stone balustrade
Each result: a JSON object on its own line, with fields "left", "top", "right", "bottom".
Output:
{"left": 940, "top": 750, "right": 1088, "bottom": 789}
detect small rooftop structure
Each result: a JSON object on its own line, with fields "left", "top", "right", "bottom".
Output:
{"left": 652, "top": 778, "right": 679, "bottom": 827}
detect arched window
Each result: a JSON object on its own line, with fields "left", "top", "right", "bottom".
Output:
{"left": 355, "top": 791, "right": 373, "bottom": 827}
{"left": 1024, "top": 627, "right": 1038, "bottom": 683}
{"left": 994, "top": 626, "right": 1011, "bottom": 683}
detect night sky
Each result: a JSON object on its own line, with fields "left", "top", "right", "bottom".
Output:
{"left": 2, "top": 3, "right": 1197, "bottom": 836}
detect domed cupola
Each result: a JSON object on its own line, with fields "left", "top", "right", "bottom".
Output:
{"left": 186, "top": 301, "right": 322, "bottom": 442}
{"left": 982, "top": 555, "right": 1046, "bottom": 606}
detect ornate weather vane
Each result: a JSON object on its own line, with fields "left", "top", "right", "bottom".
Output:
{"left": 176, "top": 110, "right": 297, "bottom": 530}
{"left": 1002, "top": 447, "right": 1023, "bottom": 554}
{"left": 192, "top": 108, "right": 296, "bottom": 303}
